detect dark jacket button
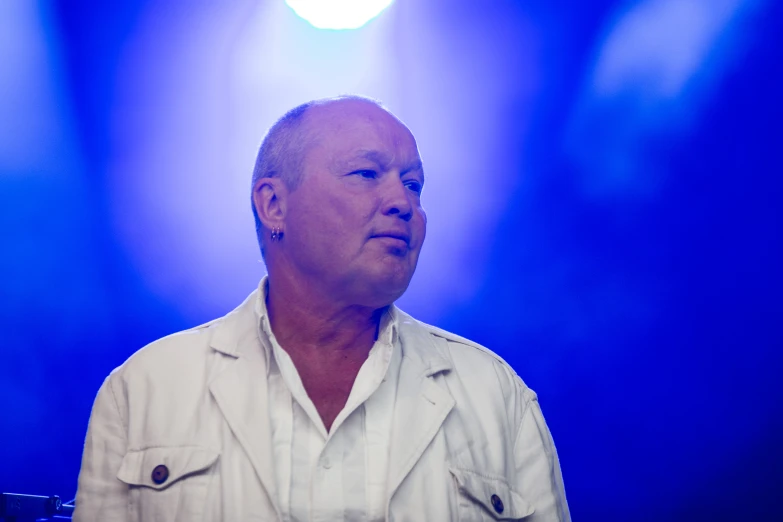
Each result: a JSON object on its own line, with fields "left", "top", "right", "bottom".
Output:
{"left": 490, "top": 494, "right": 504, "bottom": 514}
{"left": 151, "top": 464, "right": 169, "bottom": 485}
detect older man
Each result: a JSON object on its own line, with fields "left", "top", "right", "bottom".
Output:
{"left": 74, "top": 96, "right": 570, "bottom": 521}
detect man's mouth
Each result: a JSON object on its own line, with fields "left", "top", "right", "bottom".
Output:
{"left": 371, "top": 231, "right": 410, "bottom": 247}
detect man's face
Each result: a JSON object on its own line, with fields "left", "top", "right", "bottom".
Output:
{"left": 283, "top": 101, "right": 427, "bottom": 307}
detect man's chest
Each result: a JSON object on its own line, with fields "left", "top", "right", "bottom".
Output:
{"left": 296, "top": 362, "right": 361, "bottom": 431}
{"left": 265, "top": 356, "right": 397, "bottom": 521}
{"left": 208, "top": 403, "right": 504, "bottom": 522}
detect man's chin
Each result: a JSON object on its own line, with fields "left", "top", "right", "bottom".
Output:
{"left": 355, "top": 272, "right": 412, "bottom": 308}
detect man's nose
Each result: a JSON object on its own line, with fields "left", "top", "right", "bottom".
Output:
{"left": 382, "top": 176, "right": 413, "bottom": 221}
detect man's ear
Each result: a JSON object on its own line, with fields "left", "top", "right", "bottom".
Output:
{"left": 252, "top": 177, "right": 288, "bottom": 231}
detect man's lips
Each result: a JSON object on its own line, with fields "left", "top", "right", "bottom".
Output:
{"left": 371, "top": 232, "right": 411, "bottom": 247}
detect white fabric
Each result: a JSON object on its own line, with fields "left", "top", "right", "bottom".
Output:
{"left": 256, "top": 283, "right": 399, "bottom": 522}
{"left": 73, "top": 281, "right": 570, "bottom": 522}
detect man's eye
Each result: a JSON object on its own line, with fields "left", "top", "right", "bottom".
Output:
{"left": 352, "top": 170, "right": 377, "bottom": 179}
{"left": 404, "top": 180, "right": 423, "bottom": 194}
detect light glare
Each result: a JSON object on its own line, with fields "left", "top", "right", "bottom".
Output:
{"left": 285, "top": 0, "right": 394, "bottom": 30}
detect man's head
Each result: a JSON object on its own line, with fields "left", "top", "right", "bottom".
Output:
{"left": 251, "top": 96, "right": 427, "bottom": 308}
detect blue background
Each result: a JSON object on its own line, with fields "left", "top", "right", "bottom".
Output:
{"left": 1, "top": 0, "right": 781, "bottom": 520}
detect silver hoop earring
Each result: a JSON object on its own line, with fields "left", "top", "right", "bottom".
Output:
{"left": 271, "top": 227, "right": 283, "bottom": 241}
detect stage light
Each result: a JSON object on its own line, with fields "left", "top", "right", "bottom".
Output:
{"left": 285, "top": 0, "right": 394, "bottom": 30}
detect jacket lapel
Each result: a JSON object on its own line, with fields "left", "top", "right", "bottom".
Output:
{"left": 207, "top": 292, "right": 282, "bottom": 520}
{"left": 386, "top": 313, "right": 455, "bottom": 507}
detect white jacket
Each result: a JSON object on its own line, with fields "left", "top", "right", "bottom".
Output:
{"left": 74, "top": 290, "right": 570, "bottom": 521}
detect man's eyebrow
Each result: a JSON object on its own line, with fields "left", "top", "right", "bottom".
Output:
{"left": 342, "top": 150, "right": 424, "bottom": 181}
{"left": 333, "top": 150, "right": 387, "bottom": 171}
{"left": 401, "top": 159, "right": 424, "bottom": 177}
{"left": 352, "top": 149, "right": 391, "bottom": 166}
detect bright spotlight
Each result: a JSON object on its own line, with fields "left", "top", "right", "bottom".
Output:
{"left": 285, "top": 0, "right": 394, "bottom": 30}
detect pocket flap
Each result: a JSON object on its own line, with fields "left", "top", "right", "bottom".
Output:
{"left": 117, "top": 446, "right": 219, "bottom": 490}
{"left": 450, "top": 467, "right": 535, "bottom": 520}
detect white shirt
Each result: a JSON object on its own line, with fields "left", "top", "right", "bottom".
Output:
{"left": 254, "top": 284, "right": 401, "bottom": 522}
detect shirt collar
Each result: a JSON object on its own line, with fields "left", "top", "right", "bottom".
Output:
{"left": 253, "top": 276, "right": 400, "bottom": 375}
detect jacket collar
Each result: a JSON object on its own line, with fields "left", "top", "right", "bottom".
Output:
{"left": 209, "top": 279, "right": 408, "bottom": 359}
{"left": 395, "top": 308, "right": 454, "bottom": 376}
{"left": 207, "top": 288, "right": 259, "bottom": 358}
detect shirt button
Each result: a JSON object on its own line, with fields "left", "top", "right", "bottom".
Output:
{"left": 151, "top": 464, "right": 169, "bottom": 485}
{"left": 321, "top": 457, "right": 332, "bottom": 469}
{"left": 490, "top": 494, "right": 504, "bottom": 514}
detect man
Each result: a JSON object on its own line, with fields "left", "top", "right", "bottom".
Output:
{"left": 74, "top": 96, "right": 570, "bottom": 521}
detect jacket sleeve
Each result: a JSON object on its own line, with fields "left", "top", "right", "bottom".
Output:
{"left": 513, "top": 391, "right": 571, "bottom": 522}
{"left": 73, "top": 375, "right": 129, "bottom": 522}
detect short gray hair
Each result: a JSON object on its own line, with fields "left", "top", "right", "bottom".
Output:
{"left": 250, "top": 95, "right": 384, "bottom": 255}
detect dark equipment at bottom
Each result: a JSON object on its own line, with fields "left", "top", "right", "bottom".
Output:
{"left": 0, "top": 493, "right": 73, "bottom": 521}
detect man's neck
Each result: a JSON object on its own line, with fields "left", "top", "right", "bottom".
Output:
{"left": 264, "top": 272, "right": 390, "bottom": 433}
{"left": 265, "top": 273, "right": 385, "bottom": 359}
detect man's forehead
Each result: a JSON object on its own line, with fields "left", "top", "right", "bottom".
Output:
{"left": 302, "top": 101, "right": 421, "bottom": 167}
{"left": 306, "top": 99, "right": 412, "bottom": 138}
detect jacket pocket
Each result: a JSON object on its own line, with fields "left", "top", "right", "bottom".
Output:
{"left": 449, "top": 467, "right": 534, "bottom": 521}
{"left": 117, "top": 446, "right": 220, "bottom": 522}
